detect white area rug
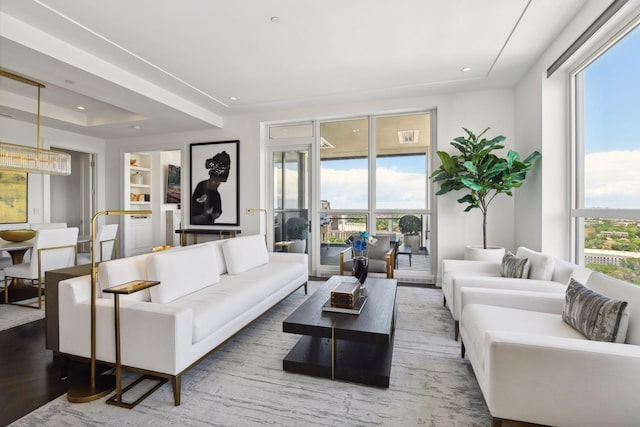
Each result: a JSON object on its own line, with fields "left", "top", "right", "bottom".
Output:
{"left": 0, "top": 298, "right": 45, "bottom": 332}
{"left": 12, "top": 281, "right": 490, "bottom": 426}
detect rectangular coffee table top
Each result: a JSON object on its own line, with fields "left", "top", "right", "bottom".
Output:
{"left": 283, "top": 275, "right": 397, "bottom": 345}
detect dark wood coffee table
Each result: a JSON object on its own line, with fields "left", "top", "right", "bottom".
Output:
{"left": 282, "top": 275, "right": 397, "bottom": 387}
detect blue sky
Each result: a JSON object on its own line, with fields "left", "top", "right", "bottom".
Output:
{"left": 584, "top": 24, "right": 640, "bottom": 208}
{"left": 584, "top": 25, "right": 640, "bottom": 154}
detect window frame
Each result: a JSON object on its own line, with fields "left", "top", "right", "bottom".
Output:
{"left": 570, "top": 16, "right": 640, "bottom": 265}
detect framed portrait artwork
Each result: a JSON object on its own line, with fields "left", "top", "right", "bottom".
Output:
{"left": 189, "top": 140, "right": 239, "bottom": 226}
{"left": 0, "top": 169, "right": 28, "bottom": 224}
{"left": 165, "top": 164, "right": 181, "bottom": 203}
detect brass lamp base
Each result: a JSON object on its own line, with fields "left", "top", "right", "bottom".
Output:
{"left": 67, "top": 374, "right": 116, "bottom": 403}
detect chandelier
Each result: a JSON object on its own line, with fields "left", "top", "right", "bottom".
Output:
{"left": 0, "top": 69, "right": 71, "bottom": 175}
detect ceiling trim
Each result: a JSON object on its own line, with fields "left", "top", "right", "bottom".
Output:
{"left": 0, "top": 11, "right": 224, "bottom": 129}
{"left": 33, "top": 0, "right": 230, "bottom": 110}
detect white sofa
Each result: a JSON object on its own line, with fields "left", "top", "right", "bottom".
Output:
{"left": 441, "top": 247, "right": 591, "bottom": 340}
{"left": 459, "top": 271, "right": 640, "bottom": 426}
{"left": 58, "top": 234, "right": 308, "bottom": 405}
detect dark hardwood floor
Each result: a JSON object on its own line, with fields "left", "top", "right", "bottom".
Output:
{"left": 0, "top": 318, "right": 67, "bottom": 426}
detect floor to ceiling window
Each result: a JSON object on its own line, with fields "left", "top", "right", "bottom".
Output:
{"left": 318, "top": 112, "right": 432, "bottom": 281}
{"left": 572, "top": 19, "right": 640, "bottom": 284}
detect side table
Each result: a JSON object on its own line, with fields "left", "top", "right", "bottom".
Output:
{"left": 103, "top": 280, "right": 166, "bottom": 409}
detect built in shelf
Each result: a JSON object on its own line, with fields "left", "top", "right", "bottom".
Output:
{"left": 130, "top": 165, "right": 151, "bottom": 172}
{"left": 130, "top": 183, "right": 151, "bottom": 188}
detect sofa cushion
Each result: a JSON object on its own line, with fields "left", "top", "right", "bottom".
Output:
{"left": 516, "top": 247, "right": 554, "bottom": 280}
{"left": 98, "top": 253, "right": 153, "bottom": 301}
{"left": 562, "top": 279, "right": 629, "bottom": 343}
{"left": 501, "top": 252, "right": 530, "bottom": 278}
{"left": 147, "top": 243, "right": 220, "bottom": 303}
{"left": 222, "top": 234, "right": 269, "bottom": 275}
{"left": 167, "top": 258, "right": 306, "bottom": 343}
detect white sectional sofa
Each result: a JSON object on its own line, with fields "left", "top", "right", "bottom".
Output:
{"left": 459, "top": 271, "right": 640, "bottom": 427}
{"left": 58, "top": 234, "right": 308, "bottom": 405}
{"left": 441, "top": 247, "right": 591, "bottom": 340}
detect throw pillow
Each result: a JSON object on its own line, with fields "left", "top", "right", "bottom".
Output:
{"left": 501, "top": 251, "right": 530, "bottom": 278}
{"left": 562, "top": 278, "right": 629, "bottom": 343}
{"left": 222, "top": 234, "right": 269, "bottom": 275}
{"left": 515, "top": 247, "right": 555, "bottom": 280}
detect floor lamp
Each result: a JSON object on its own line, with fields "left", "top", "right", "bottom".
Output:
{"left": 67, "top": 209, "right": 152, "bottom": 403}
{"left": 247, "top": 208, "right": 268, "bottom": 247}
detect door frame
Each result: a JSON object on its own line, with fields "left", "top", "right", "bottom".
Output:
{"left": 266, "top": 141, "right": 314, "bottom": 274}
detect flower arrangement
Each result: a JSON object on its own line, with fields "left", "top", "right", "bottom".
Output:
{"left": 351, "top": 231, "right": 377, "bottom": 257}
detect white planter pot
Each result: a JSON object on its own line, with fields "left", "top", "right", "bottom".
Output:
{"left": 464, "top": 245, "right": 505, "bottom": 263}
{"left": 402, "top": 234, "right": 421, "bottom": 253}
{"left": 290, "top": 239, "right": 306, "bottom": 253}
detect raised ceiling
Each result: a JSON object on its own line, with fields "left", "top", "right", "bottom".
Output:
{"left": 0, "top": 0, "right": 594, "bottom": 139}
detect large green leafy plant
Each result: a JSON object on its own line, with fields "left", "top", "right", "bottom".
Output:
{"left": 431, "top": 128, "right": 541, "bottom": 249}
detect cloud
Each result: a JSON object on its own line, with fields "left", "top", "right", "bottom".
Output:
{"left": 585, "top": 150, "right": 640, "bottom": 207}
{"left": 320, "top": 165, "right": 425, "bottom": 209}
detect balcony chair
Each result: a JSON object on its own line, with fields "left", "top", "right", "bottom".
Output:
{"left": 339, "top": 233, "right": 395, "bottom": 279}
{"left": 4, "top": 227, "right": 79, "bottom": 309}
{"left": 77, "top": 223, "right": 118, "bottom": 264}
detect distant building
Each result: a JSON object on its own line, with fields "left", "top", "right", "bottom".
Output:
{"left": 598, "top": 231, "right": 629, "bottom": 238}
{"left": 584, "top": 248, "right": 640, "bottom": 266}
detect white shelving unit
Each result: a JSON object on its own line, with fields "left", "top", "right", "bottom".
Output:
{"left": 124, "top": 152, "right": 153, "bottom": 256}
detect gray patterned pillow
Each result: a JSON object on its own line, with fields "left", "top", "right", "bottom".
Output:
{"left": 501, "top": 251, "right": 530, "bottom": 278}
{"left": 562, "top": 279, "right": 629, "bottom": 343}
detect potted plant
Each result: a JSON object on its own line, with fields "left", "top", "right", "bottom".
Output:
{"left": 398, "top": 215, "right": 422, "bottom": 254}
{"left": 431, "top": 127, "right": 541, "bottom": 261}
{"left": 286, "top": 217, "right": 308, "bottom": 253}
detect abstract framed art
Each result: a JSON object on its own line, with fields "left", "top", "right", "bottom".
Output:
{"left": 0, "top": 169, "right": 28, "bottom": 224}
{"left": 189, "top": 140, "right": 239, "bottom": 226}
{"left": 165, "top": 164, "right": 181, "bottom": 203}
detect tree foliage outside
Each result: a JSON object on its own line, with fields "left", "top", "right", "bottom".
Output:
{"left": 585, "top": 218, "right": 640, "bottom": 285}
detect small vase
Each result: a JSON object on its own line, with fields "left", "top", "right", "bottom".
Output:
{"left": 353, "top": 256, "right": 369, "bottom": 288}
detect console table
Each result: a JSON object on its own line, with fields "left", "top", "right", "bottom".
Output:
{"left": 175, "top": 228, "right": 241, "bottom": 246}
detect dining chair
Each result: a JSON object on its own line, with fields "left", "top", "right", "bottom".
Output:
{"left": 77, "top": 223, "right": 118, "bottom": 264}
{"left": 30, "top": 222, "right": 68, "bottom": 230}
{"left": 4, "top": 227, "right": 79, "bottom": 309}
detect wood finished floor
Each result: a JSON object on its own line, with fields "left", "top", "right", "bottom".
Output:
{"left": 0, "top": 319, "right": 67, "bottom": 426}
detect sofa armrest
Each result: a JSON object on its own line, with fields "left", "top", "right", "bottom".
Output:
{"left": 442, "top": 259, "right": 501, "bottom": 277}
{"left": 460, "top": 288, "right": 565, "bottom": 317}
{"left": 452, "top": 276, "right": 565, "bottom": 320}
{"left": 485, "top": 331, "right": 640, "bottom": 426}
{"left": 441, "top": 259, "right": 502, "bottom": 312}
{"left": 119, "top": 302, "right": 193, "bottom": 375}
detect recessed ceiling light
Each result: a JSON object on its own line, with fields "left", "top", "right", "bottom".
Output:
{"left": 76, "top": 106, "right": 85, "bottom": 110}
{"left": 229, "top": 96, "right": 238, "bottom": 101}
{"left": 270, "top": 16, "right": 280, "bottom": 23}
{"left": 131, "top": 125, "right": 141, "bottom": 130}
{"left": 461, "top": 67, "right": 472, "bottom": 73}
{"left": 352, "top": 129, "right": 359, "bottom": 133}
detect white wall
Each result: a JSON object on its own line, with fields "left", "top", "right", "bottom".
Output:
{"left": 106, "top": 88, "right": 517, "bottom": 277}
{"left": 0, "top": 116, "right": 106, "bottom": 225}
{"left": 514, "top": 0, "right": 638, "bottom": 260}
